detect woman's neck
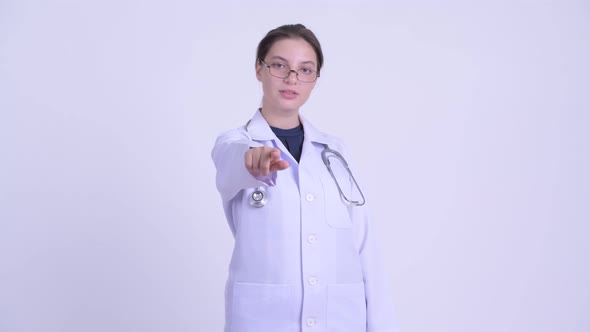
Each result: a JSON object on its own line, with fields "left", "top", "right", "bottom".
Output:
{"left": 260, "top": 107, "right": 300, "bottom": 129}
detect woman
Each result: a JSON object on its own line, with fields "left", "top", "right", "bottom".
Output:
{"left": 211, "top": 24, "right": 397, "bottom": 332}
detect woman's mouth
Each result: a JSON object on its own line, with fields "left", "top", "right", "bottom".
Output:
{"left": 280, "top": 89, "right": 298, "bottom": 100}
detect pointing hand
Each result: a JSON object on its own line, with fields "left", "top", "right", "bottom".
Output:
{"left": 245, "top": 147, "right": 290, "bottom": 177}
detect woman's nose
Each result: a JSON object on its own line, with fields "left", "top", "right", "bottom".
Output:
{"left": 284, "top": 70, "right": 298, "bottom": 83}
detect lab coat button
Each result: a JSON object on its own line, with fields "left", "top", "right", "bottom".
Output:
{"left": 308, "top": 277, "right": 318, "bottom": 285}
{"left": 307, "top": 234, "right": 317, "bottom": 243}
{"left": 306, "top": 193, "right": 314, "bottom": 202}
{"left": 306, "top": 317, "right": 317, "bottom": 327}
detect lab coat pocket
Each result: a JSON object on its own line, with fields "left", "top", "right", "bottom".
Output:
{"left": 327, "top": 282, "right": 367, "bottom": 332}
{"left": 230, "top": 282, "right": 299, "bottom": 332}
{"left": 321, "top": 176, "right": 352, "bottom": 228}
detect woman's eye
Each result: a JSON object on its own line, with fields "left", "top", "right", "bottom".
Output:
{"left": 300, "top": 68, "right": 314, "bottom": 74}
{"left": 271, "top": 63, "right": 286, "bottom": 69}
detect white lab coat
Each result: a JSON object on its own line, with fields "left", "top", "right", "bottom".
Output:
{"left": 211, "top": 109, "right": 397, "bottom": 332}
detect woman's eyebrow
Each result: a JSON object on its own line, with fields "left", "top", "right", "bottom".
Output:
{"left": 269, "top": 56, "right": 317, "bottom": 67}
{"left": 268, "top": 55, "right": 289, "bottom": 62}
{"left": 299, "top": 60, "right": 317, "bottom": 66}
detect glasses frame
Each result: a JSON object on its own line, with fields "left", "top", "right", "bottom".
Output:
{"left": 258, "top": 59, "right": 320, "bottom": 83}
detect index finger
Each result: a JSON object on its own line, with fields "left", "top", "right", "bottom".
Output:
{"left": 270, "top": 148, "right": 282, "bottom": 162}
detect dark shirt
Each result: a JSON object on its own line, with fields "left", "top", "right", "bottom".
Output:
{"left": 270, "top": 124, "right": 304, "bottom": 163}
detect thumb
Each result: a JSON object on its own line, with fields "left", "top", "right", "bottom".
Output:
{"left": 270, "top": 159, "right": 290, "bottom": 172}
{"left": 269, "top": 149, "right": 289, "bottom": 171}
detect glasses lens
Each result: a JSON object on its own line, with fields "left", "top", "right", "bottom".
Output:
{"left": 298, "top": 74, "right": 317, "bottom": 83}
{"left": 267, "top": 63, "right": 317, "bottom": 82}
{"left": 269, "top": 65, "right": 289, "bottom": 78}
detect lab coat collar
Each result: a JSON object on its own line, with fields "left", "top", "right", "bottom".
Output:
{"left": 299, "top": 113, "right": 331, "bottom": 145}
{"left": 246, "top": 109, "right": 332, "bottom": 145}
{"left": 245, "top": 109, "right": 277, "bottom": 141}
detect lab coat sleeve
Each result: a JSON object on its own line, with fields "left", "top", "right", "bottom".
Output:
{"left": 337, "top": 140, "right": 399, "bottom": 332}
{"left": 211, "top": 129, "right": 277, "bottom": 203}
{"left": 352, "top": 205, "right": 400, "bottom": 332}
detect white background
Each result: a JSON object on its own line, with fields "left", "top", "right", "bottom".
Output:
{"left": 1, "top": 1, "right": 589, "bottom": 331}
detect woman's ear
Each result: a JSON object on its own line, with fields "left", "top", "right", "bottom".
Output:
{"left": 255, "top": 62, "right": 263, "bottom": 82}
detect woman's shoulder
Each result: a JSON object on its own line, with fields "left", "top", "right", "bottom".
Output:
{"left": 214, "top": 124, "right": 251, "bottom": 145}
{"left": 300, "top": 115, "right": 347, "bottom": 149}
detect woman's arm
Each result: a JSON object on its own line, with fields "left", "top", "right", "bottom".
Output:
{"left": 211, "top": 129, "right": 288, "bottom": 202}
{"left": 352, "top": 205, "right": 400, "bottom": 332}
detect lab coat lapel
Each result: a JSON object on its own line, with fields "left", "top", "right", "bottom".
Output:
{"left": 299, "top": 114, "right": 332, "bottom": 166}
{"left": 299, "top": 114, "right": 330, "bottom": 146}
{"left": 246, "top": 109, "right": 300, "bottom": 166}
{"left": 246, "top": 109, "right": 276, "bottom": 142}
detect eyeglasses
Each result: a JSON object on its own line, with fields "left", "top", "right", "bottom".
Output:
{"left": 259, "top": 59, "right": 319, "bottom": 83}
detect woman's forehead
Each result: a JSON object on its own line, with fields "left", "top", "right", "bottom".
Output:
{"left": 266, "top": 38, "right": 317, "bottom": 64}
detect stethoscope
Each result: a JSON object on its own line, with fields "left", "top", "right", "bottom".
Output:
{"left": 248, "top": 144, "right": 366, "bottom": 208}
{"left": 250, "top": 186, "right": 268, "bottom": 208}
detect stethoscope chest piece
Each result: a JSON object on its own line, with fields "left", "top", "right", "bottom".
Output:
{"left": 250, "top": 187, "right": 267, "bottom": 208}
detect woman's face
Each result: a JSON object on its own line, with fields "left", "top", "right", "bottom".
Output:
{"left": 256, "top": 38, "right": 318, "bottom": 115}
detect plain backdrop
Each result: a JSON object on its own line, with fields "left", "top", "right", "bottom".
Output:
{"left": 1, "top": 1, "right": 589, "bottom": 331}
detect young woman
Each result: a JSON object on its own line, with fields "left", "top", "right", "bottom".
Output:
{"left": 212, "top": 24, "right": 397, "bottom": 332}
